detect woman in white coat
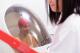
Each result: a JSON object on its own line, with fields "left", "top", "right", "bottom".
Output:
{"left": 48, "top": 0, "right": 80, "bottom": 53}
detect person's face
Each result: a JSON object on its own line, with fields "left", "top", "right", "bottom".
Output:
{"left": 49, "top": 0, "right": 62, "bottom": 12}
{"left": 20, "top": 23, "right": 30, "bottom": 34}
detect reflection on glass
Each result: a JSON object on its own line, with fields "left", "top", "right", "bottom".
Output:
{"left": 5, "top": 6, "right": 51, "bottom": 49}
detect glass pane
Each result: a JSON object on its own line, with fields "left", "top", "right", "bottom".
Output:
{"left": 5, "top": 6, "right": 51, "bottom": 52}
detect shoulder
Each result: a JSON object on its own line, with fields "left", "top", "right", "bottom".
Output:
{"left": 57, "top": 13, "right": 80, "bottom": 36}
{"left": 60, "top": 13, "right": 80, "bottom": 34}
{"left": 63, "top": 13, "right": 80, "bottom": 27}
{"left": 67, "top": 13, "right": 80, "bottom": 23}
{"left": 56, "top": 13, "right": 80, "bottom": 42}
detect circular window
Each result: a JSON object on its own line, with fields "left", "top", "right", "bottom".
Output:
{"left": 5, "top": 6, "right": 51, "bottom": 49}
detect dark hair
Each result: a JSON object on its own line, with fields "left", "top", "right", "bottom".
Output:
{"left": 49, "top": 6, "right": 61, "bottom": 23}
{"left": 60, "top": 0, "right": 76, "bottom": 23}
{"left": 49, "top": 0, "right": 76, "bottom": 24}
{"left": 75, "top": 0, "right": 80, "bottom": 14}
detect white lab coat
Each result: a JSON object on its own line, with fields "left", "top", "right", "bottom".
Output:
{"left": 48, "top": 13, "right": 80, "bottom": 53}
